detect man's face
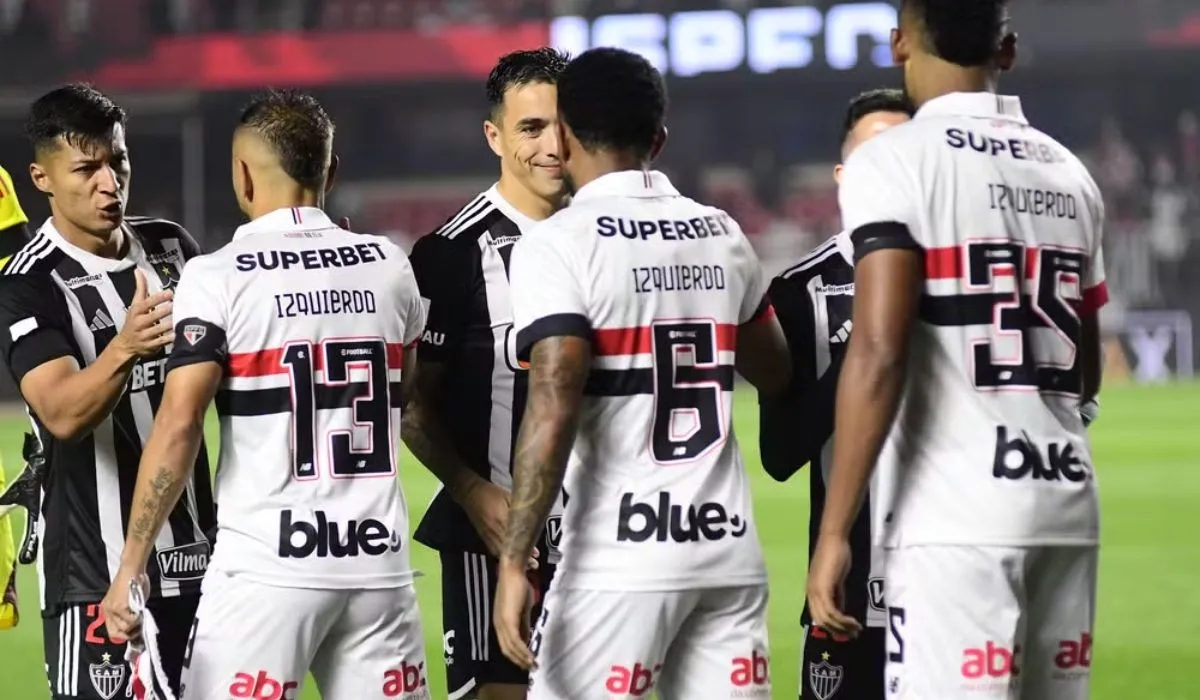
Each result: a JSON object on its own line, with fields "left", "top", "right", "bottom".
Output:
{"left": 487, "top": 82, "right": 564, "bottom": 201}
{"left": 30, "top": 124, "right": 130, "bottom": 236}
{"left": 834, "top": 111, "right": 912, "bottom": 184}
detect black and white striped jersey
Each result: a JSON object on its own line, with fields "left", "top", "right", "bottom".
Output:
{"left": 758, "top": 232, "right": 886, "bottom": 628}
{"left": 410, "top": 185, "right": 563, "bottom": 561}
{"left": 0, "top": 216, "right": 216, "bottom": 612}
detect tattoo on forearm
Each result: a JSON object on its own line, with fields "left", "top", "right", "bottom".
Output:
{"left": 129, "top": 467, "right": 181, "bottom": 546}
{"left": 401, "top": 409, "right": 476, "bottom": 500}
{"left": 502, "top": 337, "right": 590, "bottom": 562}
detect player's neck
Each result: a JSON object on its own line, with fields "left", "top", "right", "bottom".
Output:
{"left": 913, "top": 61, "right": 997, "bottom": 108}
{"left": 248, "top": 190, "right": 323, "bottom": 221}
{"left": 51, "top": 212, "right": 124, "bottom": 259}
{"left": 495, "top": 177, "right": 555, "bottom": 221}
{"left": 570, "top": 153, "right": 648, "bottom": 192}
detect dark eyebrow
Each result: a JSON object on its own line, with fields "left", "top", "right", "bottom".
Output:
{"left": 516, "top": 117, "right": 548, "bottom": 130}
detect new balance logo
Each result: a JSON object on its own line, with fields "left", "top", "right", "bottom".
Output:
{"left": 830, "top": 320, "right": 852, "bottom": 344}
{"left": 89, "top": 309, "right": 115, "bottom": 332}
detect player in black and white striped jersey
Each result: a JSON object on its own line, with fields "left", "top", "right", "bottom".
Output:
{"left": 758, "top": 88, "right": 913, "bottom": 700}
{"left": 404, "top": 48, "right": 570, "bottom": 700}
{"left": 0, "top": 85, "right": 214, "bottom": 700}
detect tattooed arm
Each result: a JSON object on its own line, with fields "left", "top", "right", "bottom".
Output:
{"left": 118, "top": 362, "right": 222, "bottom": 572}
{"left": 103, "top": 361, "right": 220, "bottom": 640}
{"left": 499, "top": 336, "right": 591, "bottom": 569}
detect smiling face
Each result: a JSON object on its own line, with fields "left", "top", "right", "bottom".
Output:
{"left": 485, "top": 81, "right": 565, "bottom": 204}
{"left": 30, "top": 123, "right": 130, "bottom": 237}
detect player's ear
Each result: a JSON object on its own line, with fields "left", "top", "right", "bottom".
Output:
{"left": 833, "top": 163, "right": 844, "bottom": 185}
{"left": 889, "top": 27, "right": 908, "bottom": 66}
{"left": 29, "top": 161, "right": 51, "bottom": 196}
{"left": 997, "top": 32, "right": 1017, "bottom": 72}
{"left": 325, "top": 154, "right": 339, "bottom": 195}
{"left": 484, "top": 119, "right": 503, "bottom": 158}
{"left": 649, "top": 126, "right": 668, "bottom": 163}
{"left": 237, "top": 159, "right": 254, "bottom": 204}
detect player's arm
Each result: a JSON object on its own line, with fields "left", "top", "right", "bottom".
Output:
{"left": 495, "top": 230, "right": 590, "bottom": 669}
{"left": 398, "top": 237, "right": 499, "bottom": 527}
{"left": 0, "top": 271, "right": 171, "bottom": 442}
{"left": 758, "top": 277, "right": 839, "bottom": 482}
{"left": 1078, "top": 187, "right": 1109, "bottom": 414}
{"left": 732, "top": 225, "right": 792, "bottom": 395}
{"left": 808, "top": 142, "right": 921, "bottom": 635}
{"left": 103, "top": 263, "right": 226, "bottom": 639}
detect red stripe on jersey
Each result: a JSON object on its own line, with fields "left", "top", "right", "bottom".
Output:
{"left": 1081, "top": 281, "right": 1109, "bottom": 314}
{"left": 925, "top": 245, "right": 1039, "bottom": 280}
{"left": 227, "top": 343, "right": 405, "bottom": 377}
{"left": 593, "top": 324, "right": 738, "bottom": 356}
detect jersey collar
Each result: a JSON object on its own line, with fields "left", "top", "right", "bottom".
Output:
{"left": 485, "top": 184, "right": 538, "bottom": 231}
{"left": 233, "top": 206, "right": 335, "bottom": 241}
{"left": 571, "top": 170, "right": 680, "bottom": 204}
{"left": 40, "top": 217, "right": 141, "bottom": 273}
{"left": 916, "top": 92, "right": 1028, "bottom": 125}
{"left": 834, "top": 230, "right": 855, "bottom": 266}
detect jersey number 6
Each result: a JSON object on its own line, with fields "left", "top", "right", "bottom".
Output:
{"left": 650, "top": 320, "right": 728, "bottom": 463}
{"left": 281, "top": 338, "right": 395, "bottom": 480}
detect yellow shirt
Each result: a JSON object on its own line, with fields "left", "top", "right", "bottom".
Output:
{"left": 0, "top": 166, "right": 27, "bottom": 233}
{"left": 0, "top": 166, "right": 30, "bottom": 270}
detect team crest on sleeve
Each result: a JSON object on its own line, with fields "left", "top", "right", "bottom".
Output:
{"left": 182, "top": 324, "right": 207, "bottom": 346}
{"left": 808, "top": 653, "right": 844, "bottom": 700}
{"left": 88, "top": 652, "right": 127, "bottom": 700}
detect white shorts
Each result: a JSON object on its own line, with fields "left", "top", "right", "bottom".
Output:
{"left": 884, "top": 545, "right": 1097, "bottom": 700}
{"left": 180, "top": 570, "right": 429, "bottom": 700}
{"left": 528, "top": 585, "right": 770, "bottom": 700}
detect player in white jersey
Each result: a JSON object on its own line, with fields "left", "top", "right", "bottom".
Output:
{"left": 491, "top": 48, "right": 792, "bottom": 700}
{"left": 807, "top": 2, "right": 1106, "bottom": 700}
{"left": 101, "top": 90, "right": 431, "bottom": 700}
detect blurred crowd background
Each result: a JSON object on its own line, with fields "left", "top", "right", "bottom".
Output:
{"left": 0, "top": 0, "right": 1195, "bottom": 386}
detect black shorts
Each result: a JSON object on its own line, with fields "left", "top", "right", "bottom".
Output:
{"left": 43, "top": 594, "right": 199, "bottom": 700}
{"left": 801, "top": 625, "right": 886, "bottom": 700}
{"left": 440, "top": 551, "right": 556, "bottom": 698}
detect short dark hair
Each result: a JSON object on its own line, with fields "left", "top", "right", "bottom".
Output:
{"left": 903, "top": 0, "right": 1009, "bottom": 67}
{"left": 238, "top": 89, "right": 334, "bottom": 190}
{"left": 486, "top": 47, "right": 570, "bottom": 120}
{"left": 840, "top": 89, "right": 915, "bottom": 147}
{"left": 26, "top": 84, "right": 126, "bottom": 156}
{"left": 557, "top": 48, "right": 666, "bottom": 159}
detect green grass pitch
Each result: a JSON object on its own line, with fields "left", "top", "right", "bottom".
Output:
{"left": 0, "top": 382, "right": 1196, "bottom": 699}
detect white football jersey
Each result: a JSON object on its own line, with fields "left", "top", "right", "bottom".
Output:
{"left": 838, "top": 93, "right": 1107, "bottom": 548}
{"left": 509, "top": 171, "right": 771, "bottom": 591}
{"left": 167, "top": 207, "right": 426, "bottom": 588}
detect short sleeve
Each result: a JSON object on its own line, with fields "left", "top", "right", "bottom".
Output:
{"left": 396, "top": 254, "right": 427, "bottom": 347}
{"left": 166, "top": 257, "right": 229, "bottom": 372}
{"left": 1081, "top": 183, "right": 1109, "bottom": 314}
{"left": 408, "top": 234, "right": 470, "bottom": 362}
{"left": 0, "top": 273, "right": 76, "bottom": 384}
{"left": 839, "top": 138, "right": 922, "bottom": 261}
{"left": 510, "top": 229, "right": 591, "bottom": 362}
{"left": 731, "top": 224, "right": 772, "bottom": 324}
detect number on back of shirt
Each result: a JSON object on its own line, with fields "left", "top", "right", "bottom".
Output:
{"left": 966, "top": 241, "right": 1085, "bottom": 396}
{"left": 649, "top": 320, "right": 728, "bottom": 463}
{"left": 281, "top": 337, "right": 395, "bottom": 480}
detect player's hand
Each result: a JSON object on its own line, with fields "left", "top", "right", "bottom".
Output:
{"left": 463, "top": 480, "right": 511, "bottom": 559}
{"left": 114, "top": 270, "right": 174, "bottom": 359}
{"left": 100, "top": 568, "right": 146, "bottom": 643}
{"left": 806, "top": 534, "right": 862, "bottom": 638}
{"left": 494, "top": 559, "right": 536, "bottom": 671}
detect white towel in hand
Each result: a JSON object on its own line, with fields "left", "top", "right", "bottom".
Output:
{"left": 123, "top": 578, "right": 178, "bottom": 700}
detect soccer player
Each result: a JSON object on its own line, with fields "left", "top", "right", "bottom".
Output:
{"left": 493, "top": 47, "right": 792, "bottom": 699}
{"left": 0, "top": 84, "right": 214, "bottom": 700}
{"left": 101, "top": 89, "right": 431, "bottom": 700}
{"left": 759, "top": 88, "right": 913, "bottom": 700}
{"left": 806, "top": 2, "right": 1106, "bottom": 699}
{"left": 405, "top": 47, "right": 569, "bottom": 700}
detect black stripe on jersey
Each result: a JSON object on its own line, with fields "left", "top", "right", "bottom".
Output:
{"left": 849, "top": 221, "right": 920, "bottom": 263}
{"left": 216, "top": 381, "right": 406, "bottom": 416}
{"left": 921, "top": 293, "right": 1054, "bottom": 329}
{"left": 6, "top": 232, "right": 54, "bottom": 274}
{"left": 585, "top": 366, "right": 736, "bottom": 397}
